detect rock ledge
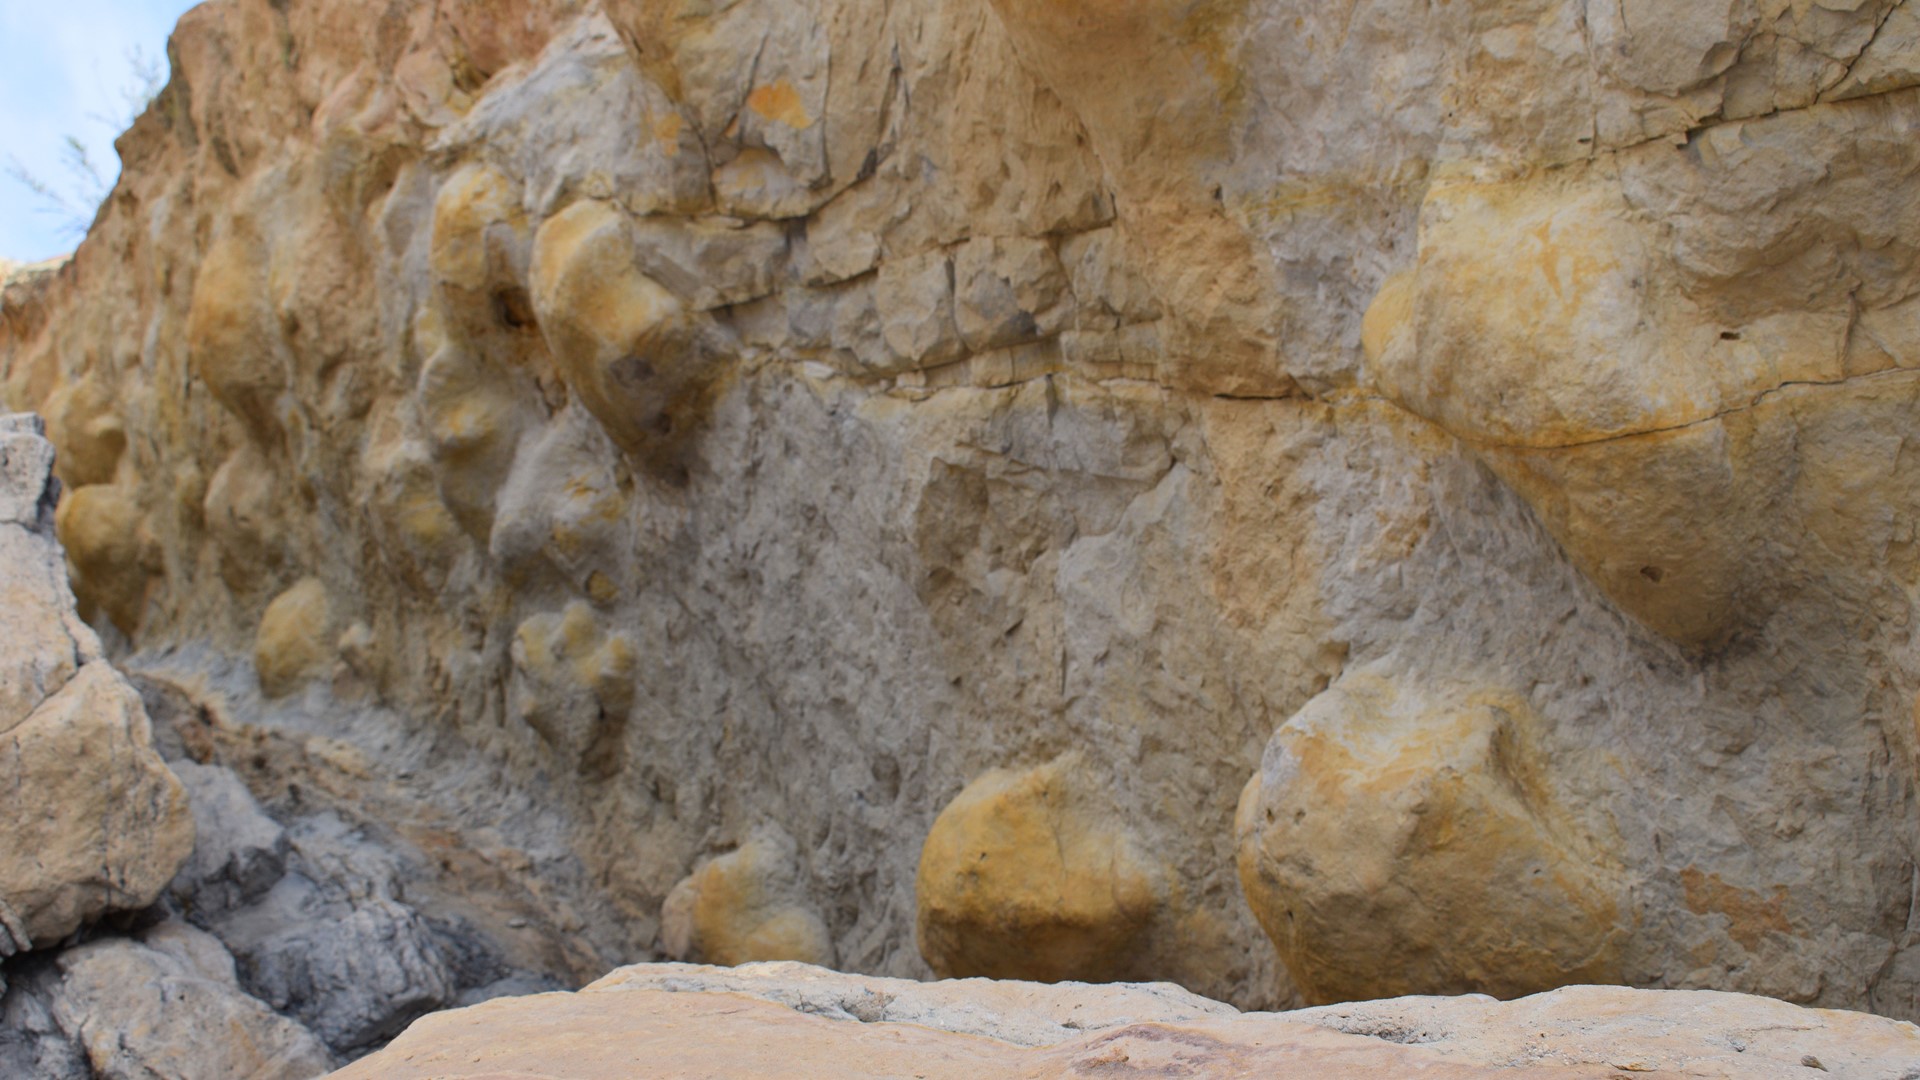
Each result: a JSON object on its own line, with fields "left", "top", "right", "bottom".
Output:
{"left": 334, "top": 962, "right": 1920, "bottom": 1079}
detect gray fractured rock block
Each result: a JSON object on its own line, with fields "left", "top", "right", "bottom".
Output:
{"left": 228, "top": 890, "right": 458, "bottom": 1054}
{"left": 168, "top": 760, "right": 291, "bottom": 921}
{"left": 208, "top": 814, "right": 457, "bottom": 1055}
{"left": 0, "top": 960, "right": 91, "bottom": 1080}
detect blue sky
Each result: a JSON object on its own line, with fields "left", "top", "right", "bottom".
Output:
{"left": 1, "top": 0, "right": 201, "bottom": 263}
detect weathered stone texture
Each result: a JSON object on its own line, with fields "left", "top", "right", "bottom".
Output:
{"left": 3, "top": 0, "right": 1920, "bottom": 1024}
{"left": 332, "top": 961, "right": 1920, "bottom": 1080}
{"left": 1235, "top": 666, "right": 1627, "bottom": 1003}
{"left": 0, "top": 417, "right": 194, "bottom": 955}
{"left": 44, "top": 922, "right": 335, "bottom": 1080}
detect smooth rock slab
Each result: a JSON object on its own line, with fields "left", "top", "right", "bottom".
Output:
{"left": 333, "top": 962, "right": 1920, "bottom": 1079}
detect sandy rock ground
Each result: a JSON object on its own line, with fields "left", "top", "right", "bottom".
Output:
{"left": 335, "top": 962, "right": 1920, "bottom": 1080}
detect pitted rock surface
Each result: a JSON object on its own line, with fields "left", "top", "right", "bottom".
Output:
{"left": 3, "top": 0, "right": 1920, "bottom": 1029}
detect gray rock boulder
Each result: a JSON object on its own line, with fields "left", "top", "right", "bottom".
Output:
{"left": 167, "top": 760, "right": 290, "bottom": 921}
{"left": 46, "top": 921, "right": 334, "bottom": 1080}
{"left": 209, "top": 814, "right": 457, "bottom": 1055}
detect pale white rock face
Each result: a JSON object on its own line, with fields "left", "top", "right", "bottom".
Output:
{"left": 2, "top": 0, "right": 1919, "bottom": 1030}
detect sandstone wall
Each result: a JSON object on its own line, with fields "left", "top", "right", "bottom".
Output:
{"left": 4, "top": 0, "right": 1920, "bottom": 1016}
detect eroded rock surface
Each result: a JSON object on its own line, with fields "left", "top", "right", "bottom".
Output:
{"left": 1235, "top": 665, "right": 1627, "bottom": 1003}
{"left": 0, "top": 414, "right": 194, "bottom": 956}
{"left": 916, "top": 754, "right": 1165, "bottom": 983}
{"left": 0, "top": 413, "right": 564, "bottom": 1074}
{"left": 333, "top": 962, "right": 1920, "bottom": 1079}
{"left": 3, "top": 0, "right": 1920, "bottom": 1026}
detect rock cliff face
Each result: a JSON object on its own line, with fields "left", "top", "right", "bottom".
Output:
{"left": 4, "top": 0, "right": 1920, "bottom": 1023}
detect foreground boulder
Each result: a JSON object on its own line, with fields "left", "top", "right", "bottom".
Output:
{"left": 916, "top": 754, "right": 1164, "bottom": 983}
{"left": 0, "top": 414, "right": 194, "bottom": 954}
{"left": 36, "top": 921, "right": 334, "bottom": 1079}
{"left": 333, "top": 962, "right": 1920, "bottom": 1079}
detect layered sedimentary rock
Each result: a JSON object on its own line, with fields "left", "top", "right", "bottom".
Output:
{"left": 335, "top": 961, "right": 1920, "bottom": 1079}
{"left": 3, "top": 0, "right": 1920, "bottom": 1024}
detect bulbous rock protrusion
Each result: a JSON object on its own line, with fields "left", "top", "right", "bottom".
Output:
{"left": 915, "top": 754, "right": 1163, "bottom": 983}
{"left": 55, "top": 483, "right": 158, "bottom": 635}
{"left": 530, "top": 199, "right": 730, "bottom": 466}
{"left": 415, "top": 341, "right": 533, "bottom": 539}
{"left": 1365, "top": 174, "right": 1757, "bottom": 647}
{"left": 1234, "top": 668, "right": 1626, "bottom": 1004}
{"left": 661, "top": 826, "right": 834, "bottom": 969}
{"left": 488, "top": 406, "right": 634, "bottom": 599}
{"left": 186, "top": 227, "right": 288, "bottom": 442}
{"left": 509, "top": 601, "right": 635, "bottom": 777}
{"left": 429, "top": 163, "right": 539, "bottom": 367}
{"left": 1368, "top": 103, "right": 1920, "bottom": 648}
{"left": 254, "top": 577, "right": 336, "bottom": 699}
{"left": 41, "top": 374, "right": 125, "bottom": 489}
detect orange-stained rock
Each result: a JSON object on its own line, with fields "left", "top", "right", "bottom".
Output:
{"left": 660, "top": 827, "right": 833, "bottom": 968}
{"left": 1236, "top": 666, "right": 1627, "bottom": 1003}
{"left": 916, "top": 755, "right": 1163, "bottom": 983}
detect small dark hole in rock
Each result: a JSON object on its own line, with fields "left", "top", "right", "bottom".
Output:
{"left": 612, "top": 355, "right": 656, "bottom": 387}
{"left": 493, "top": 287, "right": 537, "bottom": 330}
{"left": 1720, "top": 331, "right": 1740, "bottom": 341}
{"left": 1640, "top": 565, "right": 1666, "bottom": 583}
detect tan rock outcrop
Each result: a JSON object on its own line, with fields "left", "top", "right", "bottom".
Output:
{"left": 2, "top": 664, "right": 197, "bottom": 951}
{"left": 332, "top": 962, "right": 1920, "bottom": 1079}
{"left": 255, "top": 577, "right": 337, "bottom": 699}
{"left": 660, "top": 827, "right": 834, "bottom": 968}
{"left": 916, "top": 755, "right": 1164, "bottom": 983}
{"left": 0, "top": 415, "right": 195, "bottom": 954}
{"left": 1235, "top": 666, "right": 1627, "bottom": 1003}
